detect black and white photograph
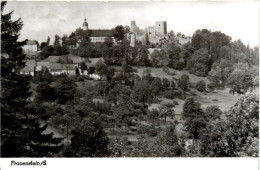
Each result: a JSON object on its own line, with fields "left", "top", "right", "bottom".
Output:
{"left": 1, "top": 0, "right": 259, "bottom": 168}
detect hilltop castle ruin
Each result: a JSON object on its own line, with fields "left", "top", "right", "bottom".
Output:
{"left": 129, "top": 20, "right": 168, "bottom": 46}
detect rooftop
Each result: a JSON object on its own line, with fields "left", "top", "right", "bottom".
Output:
{"left": 26, "top": 40, "right": 37, "bottom": 45}
{"left": 89, "top": 29, "right": 113, "bottom": 37}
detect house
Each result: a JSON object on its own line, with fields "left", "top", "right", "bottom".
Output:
{"left": 23, "top": 40, "right": 38, "bottom": 52}
{"left": 48, "top": 54, "right": 85, "bottom": 66}
{"left": 20, "top": 60, "right": 36, "bottom": 76}
{"left": 48, "top": 56, "right": 61, "bottom": 63}
{"left": 23, "top": 40, "right": 39, "bottom": 58}
{"left": 37, "top": 60, "right": 50, "bottom": 70}
{"left": 66, "top": 54, "right": 86, "bottom": 65}
{"left": 82, "top": 18, "right": 116, "bottom": 43}
{"left": 49, "top": 63, "right": 78, "bottom": 75}
{"left": 84, "top": 57, "right": 107, "bottom": 79}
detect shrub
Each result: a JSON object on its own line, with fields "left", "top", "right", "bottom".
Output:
{"left": 137, "top": 125, "right": 149, "bottom": 134}
{"left": 172, "top": 90, "right": 183, "bottom": 99}
{"left": 173, "top": 100, "right": 179, "bottom": 105}
{"left": 161, "top": 90, "right": 175, "bottom": 99}
{"left": 196, "top": 80, "right": 206, "bottom": 92}
{"left": 171, "top": 81, "right": 176, "bottom": 88}
{"left": 178, "top": 74, "right": 190, "bottom": 91}
{"left": 148, "top": 109, "right": 160, "bottom": 120}
{"left": 207, "top": 83, "right": 215, "bottom": 92}
{"left": 75, "top": 76, "right": 85, "bottom": 82}
{"left": 148, "top": 128, "right": 158, "bottom": 137}
{"left": 190, "top": 91, "right": 197, "bottom": 96}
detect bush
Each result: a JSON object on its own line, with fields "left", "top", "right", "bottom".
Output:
{"left": 207, "top": 83, "right": 215, "bottom": 92}
{"left": 75, "top": 76, "right": 85, "bottom": 82}
{"left": 173, "top": 100, "right": 179, "bottom": 105}
{"left": 190, "top": 91, "right": 197, "bottom": 96}
{"left": 196, "top": 80, "right": 206, "bottom": 92}
{"left": 172, "top": 90, "right": 183, "bottom": 99}
{"left": 161, "top": 90, "right": 175, "bottom": 99}
{"left": 178, "top": 74, "right": 190, "bottom": 91}
{"left": 148, "top": 128, "right": 158, "bottom": 137}
{"left": 137, "top": 125, "right": 149, "bottom": 134}
{"left": 148, "top": 109, "right": 160, "bottom": 119}
{"left": 171, "top": 81, "right": 176, "bottom": 88}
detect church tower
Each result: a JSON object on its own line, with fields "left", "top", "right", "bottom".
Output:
{"left": 82, "top": 18, "right": 88, "bottom": 31}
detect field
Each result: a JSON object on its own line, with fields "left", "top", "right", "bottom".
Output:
{"left": 148, "top": 87, "right": 240, "bottom": 136}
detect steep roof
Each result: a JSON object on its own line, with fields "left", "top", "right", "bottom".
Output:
{"left": 89, "top": 29, "right": 113, "bottom": 37}
{"left": 66, "top": 54, "right": 85, "bottom": 64}
{"left": 37, "top": 60, "right": 50, "bottom": 68}
{"left": 48, "top": 54, "right": 84, "bottom": 64}
{"left": 26, "top": 40, "right": 37, "bottom": 45}
{"left": 85, "top": 57, "right": 105, "bottom": 68}
{"left": 21, "top": 60, "right": 36, "bottom": 72}
{"left": 50, "top": 63, "right": 62, "bottom": 70}
{"left": 50, "top": 63, "right": 77, "bottom": 70}
{"left": 49, "top": 56, "right": 60, "bottom": 63}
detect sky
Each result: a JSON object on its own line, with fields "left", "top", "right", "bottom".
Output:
{"left": 4, "top": 1, "right": 259, "bottom": 47}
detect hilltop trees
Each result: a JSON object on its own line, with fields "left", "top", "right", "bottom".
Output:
{"left": 187, "top": 48, "right": 211, "bottom": 77}
{"left": 1, "top": 1, "right": 63, "bottom": 157}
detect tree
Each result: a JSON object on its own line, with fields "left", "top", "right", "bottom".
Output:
{"left": 126, "top": 125, "right": 185, "bottom": 157}
{"left": 55, "top": 76, "right": 77, "bottom": 104}
{"left": 52, "top": 34, "right": 62, "bottom": 55}
{"left": 224, "top": 91, "right": 258, "bottom": 156}
{"left": 226, "top": 68, "right": 253, "bottom": 94}
{"left": 104, "top": 36, "right": 113, "bottom": 47}
{"left": 133, "top": 81, "right": 151, "bottom": 104}
{"left": 150, "top": 50, "right": 161, "bottom": 67}
{"left": 205, "top": 105, "right": 222, "bottom": 121}
{"left": 36, "top": 82, "right": 56, "bottom": 101}
{"left": 96, "top": 63, "right": 108, "bottom": 76}
{"left": 61, "top": 35, "right": 69, "bottom": 55}
{"left": 159, "top": 103, "right": 175, "bottom": 121}
{"left": 113, "top": 25, "right": 125, "bottom": 42}
{"left": 46, "top": 36, "right": 50, "bottom": 46}
{"left": 195, "top": 80, "right": 206, "bottom": 92}
{"left": 199, "top": 91, "right": 258, "bottom": 157}
{"left": 187, "top": 48, "right": 210, "bottom": 77}
{"left": 88, "top": 67, "right": 95, "bottom": 75}
{"left": 162, "top": 78, "right": 170, "bottom": 90}
{"left": 151, "top": 77, "right": 162, "bottom": 98}
{"left": 79, "top": 62, "right": 88, "bottom": 74}
{"left": 137, "top": 47, "right": 150, "bottom": 66}
{"left": 64, "top": 118, "right": 110, "bottom": 157}
{"left": 178, "top": 74, "right": 190, "bottom": 91}
{"left": 1, "top": 1, "right": 63, "bottom": 157}
{"left": 75, "top": 27, "right": 90, "bottom": 45}
{"left": 39, "top": 45, "right": 54, "bottom": 59}
{"left": 182, "top": 98, "right": 206, "bottom": 140}
{"left": 122, "top": 58, "right": 133, "bottom": 74}
{"left": 106, "top": 67, "right": 115, "bottom": 81}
